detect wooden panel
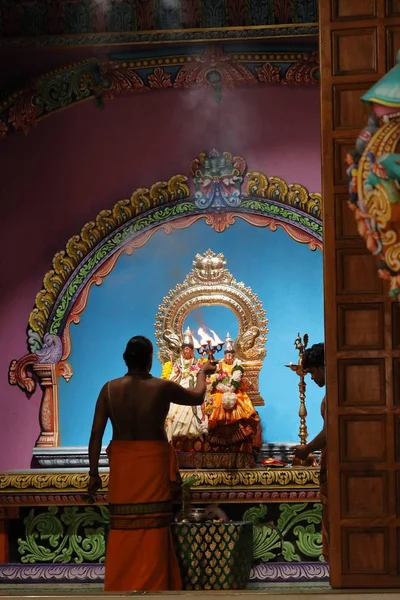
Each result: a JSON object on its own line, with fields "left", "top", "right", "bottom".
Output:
{"left": 332, "top": 29, "right": 378, "bottom": 75}
{"left": 335, "top": 193, "right": 359, "bottom": 239}
{"left": 386, "top": 0, "right": 400, "bottom": 17}
{"left": 394, "top": 359, "right": 400, "bottom": 406}
{"left": 337, "top": 304, "right": 384, "bottom": 350}
{"left": 334, "top": 139, "right": 358, "bottom": 185}
{"left": 333, "top": 84, "right": 371, "bottom": 130}
{"left": 396, "top": 473, "right": 400, "bottom": 515}
{"left": 393, "top": 302, "right": 400, "bottom": 348}
{"left": 321, "top": 0, "right": 398, "bottom": 587}
{"left": 395, "top": 415, "right": 400, "bottom": 459}
{"left": 342, "top": 529, "right": 389, "bottom": 574}
{"left": 342, "top": 472, "right": 387, "bottom": 518}
{"left": 333, "top": 0, "right": 378, "bottom": 20}
{"left": 340, "top": 416, "right": 386, "bottom": 462}
{"left": 386, "top": 26, "right": 400, "bottom": 69}
{"left": 397, "top": 474, "right": 400, "bottom": 515}
{"left": 338, "top": 359, "right": 386, "bottom": 406}
{"left": 337, "top": 249, "right": 382, "bottom": 294}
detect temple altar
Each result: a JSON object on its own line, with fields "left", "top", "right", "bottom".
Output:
{"left": 1, "top": 150, "right": 325, "bottom": 586}
{"left": 0, "top": 466, "right": 325, "bottom": 585}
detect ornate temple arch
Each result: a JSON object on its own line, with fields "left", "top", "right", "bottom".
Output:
{"left": 155, "top": 250, "right": 267, "bottom": 406}
{"left": 8, "top": 149, "right": 322, "bottom": 449}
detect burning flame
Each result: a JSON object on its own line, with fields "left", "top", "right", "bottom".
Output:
{"left": 209, "top": 328, "right": 223, "bottom": 346}
{"left": 192, "top": 333, "right": 201, "bottom": 349}
{"left": 197, "top": 327, "right": 211, "bottom": 345}
{"left": 197, "top": 327, "right": 223, "bottom": 347}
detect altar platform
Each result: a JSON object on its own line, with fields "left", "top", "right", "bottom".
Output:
{"left": 0, "top": 467, "right": 327, "bottom": 586}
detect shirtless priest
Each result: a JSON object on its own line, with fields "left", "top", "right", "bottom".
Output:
{"left": 87, "top": 335, "right": 216, "bottom": 592}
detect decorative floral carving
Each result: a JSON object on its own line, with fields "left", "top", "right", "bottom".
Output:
{"left": 18, "top": 506, "right": 108, "bottom": 564}
{"left": 256, "top": 63, "right": 281, "bottom": 83}
{"left": 100, "top": 61, "right": 148, "bottom": 99}
{"left": 148, "top": 67, "right": 173, "bottom": 89}
{"left": 0, "top": 468, "right": 318, "bottom": 494}
{"left": 8, "top": 354, "right": 38, "bottom": 394}
{"left": 244, "top": 503, "right": 323, "bottom": 562}
{"left": 246, "top": 171, "right": 322, "bottom": 220}
{"left": 174, "top": 45, "right": 257, "bottom": 90}
{"left": 7, "top": 89, "right": 39, "bottom": 134}
{"left": 283, "top": 53, "right": 319, "bottom": 86}
{"left": 0, "top": 49, "right": 319, "bottom": 142}
{"left": 204, "top": 212, "right": 237, "bottom": 232}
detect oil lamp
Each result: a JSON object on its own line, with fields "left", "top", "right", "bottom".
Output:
{"left": 196, "top": 327, "right": 224, "bottom": 360}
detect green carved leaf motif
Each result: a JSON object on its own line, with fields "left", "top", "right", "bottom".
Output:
{"left": 18, "top": 506, "right": 109, "bottom": 564}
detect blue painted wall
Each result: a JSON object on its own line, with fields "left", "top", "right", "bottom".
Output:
{"left": 58, "top": 219, "right": 324, "bottom": 447}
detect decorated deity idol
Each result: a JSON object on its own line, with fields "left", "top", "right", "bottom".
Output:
{"left": 163, "top": 327, "right": 208, "bottom": 445}
{"left": 206, "top": 333, "right": 260, "bottom": 452}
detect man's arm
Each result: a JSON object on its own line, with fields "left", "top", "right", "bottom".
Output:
{"left": 88, "top": 385, "right": 109, "bottom": 485}
{"left": 165, "top": 370, "right": 208, "bottom": 406}
{"left": 293, "top": 428, "right": 326, "bottom": 461}
{"left": 306, "top": 429, "right": 326, "bottom": 453}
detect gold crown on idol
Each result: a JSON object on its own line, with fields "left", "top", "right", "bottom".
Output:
{"left": 182, "top": 326, "right": 195, "bottom": 348}
{"left": 224, "top": 332, "right": 234, "bottom": 353}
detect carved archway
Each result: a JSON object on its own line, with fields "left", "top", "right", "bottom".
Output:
{"left": 8, "top": 149, "right": 322, "bottom": 450}
{"left": 155, "top": 250, "right": 267, "bottom": 406}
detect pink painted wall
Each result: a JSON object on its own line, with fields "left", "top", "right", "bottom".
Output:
{"left": 0, "top": 83, "right": 321, "bottom": 471}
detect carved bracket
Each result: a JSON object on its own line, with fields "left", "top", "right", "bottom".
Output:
{"left": 9, "top": 355, "right": 73, "bottom": 448}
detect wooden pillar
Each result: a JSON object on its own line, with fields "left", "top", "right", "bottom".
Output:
{"left": 320, "top": 0, "right": 400, "bottom": 588}
{"left": 33, "top": 363, "right": 60, "bottom": 448}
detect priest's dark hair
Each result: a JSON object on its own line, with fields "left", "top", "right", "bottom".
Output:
{"left": 123, "top": 336, "right": 153, "bottom": 370}
{"left": 302, "top": 343, "right": 324, "bottom": 370}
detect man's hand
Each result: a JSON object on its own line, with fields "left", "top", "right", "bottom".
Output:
{"left": 293, "top": 444, "right": 310, "bottom": 461}
{"left": 88, "top": 474, "right": 102, "bottom": 496}
{"left": 200, "top": 360, "right": 218, "bottom": 375}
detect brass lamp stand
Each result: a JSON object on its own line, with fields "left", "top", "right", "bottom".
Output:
{"left": 285, "top": 333, "right": 313, "bottom": 467}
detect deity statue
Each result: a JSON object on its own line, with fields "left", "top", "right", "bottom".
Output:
{"left": 162, "top": 327, "right": 208, "bottom": 447}
{"left": 206, "top": 333, "right": 261, "bottom": 454}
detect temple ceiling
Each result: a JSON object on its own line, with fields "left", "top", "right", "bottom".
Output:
{"left": 0, "top": 0, "right": 317, "bottom": 49}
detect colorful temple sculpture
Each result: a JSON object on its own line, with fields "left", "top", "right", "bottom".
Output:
{"left": 348, "top": 51, "right": 400, "bottom": 300}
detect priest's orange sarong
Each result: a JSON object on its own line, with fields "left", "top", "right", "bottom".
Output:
{"left": 105, "top": 440, "right": 182, "bottom": 592}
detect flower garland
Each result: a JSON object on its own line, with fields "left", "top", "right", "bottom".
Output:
{"left": 161, "top": 361, "right": 173, "bottom": 380}
{"left": 207, "top": 359, "right": 244, "bottom": 410}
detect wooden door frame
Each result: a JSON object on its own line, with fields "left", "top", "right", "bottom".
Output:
{"left": 320, "top": 0, "right": 400, "bottom": 588}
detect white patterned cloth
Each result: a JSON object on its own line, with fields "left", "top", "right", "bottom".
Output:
{"left": 165, "top": 357, "right": 209, "bottom": 441}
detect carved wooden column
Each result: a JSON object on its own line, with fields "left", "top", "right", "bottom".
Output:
{"left": 33, "top": 363, "right": 60, "bottom": 448}
{"left": 242, "top": 360, "right": 263, "bottom": 406}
